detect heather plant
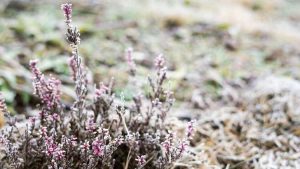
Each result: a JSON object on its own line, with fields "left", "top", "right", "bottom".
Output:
{"left": 0, "top": 3, "right": 194, "bottom": 169}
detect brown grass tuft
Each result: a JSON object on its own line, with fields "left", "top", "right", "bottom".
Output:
{"left": 0, "top": 111, "right": 4, "bottom": 128}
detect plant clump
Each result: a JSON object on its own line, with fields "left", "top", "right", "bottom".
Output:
{"left": 0, "top": 3, "right": 194, "bottom": 169}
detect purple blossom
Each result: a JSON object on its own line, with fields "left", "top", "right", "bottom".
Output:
{"left": 40, "top": 126, "right": 47, "bottom": 137}
{"left": 29, "top": 116, "right": 36, "bottom": 128}
{"left": 29, "top": 117, "right": 36, "bottom": 124}
{"left": 85, "top": 116, "right": 96, "bottom": 132}
{"left": 176, "top": 141, "right": 188, "bottom": 158}
{"left": 92, "top": 138, "right": 104, "bottom": 157}
{"left": 61, "top": 135, "right": 77, "bottom": 147}
{"left": 95, "top": 82, "right": 109, "bottom": 98}
{"left": 125, "top": 48, "right": 136, "bottom": 75}
{"left": 70, "top": 136, "right": 78, "bottom": 146}
{"left": 45, "top": 136, "right": 65, "bottom": 160}
{"left": 136, "top": 155, "right": 146, "bottom": 167}
{"left": 47, "top": 113, "right": 60, "bottom": 122}
{"left": 80, "top": 141, "right": 90, "bottom": 151}
{"left": 68, "top": 55, "right": 77, "bottom": 81}
{"left": 162, "top": 133, "right": 174, "bottom": 155}
{"left": 186, "top": 120, "right": 195, "bottom": 140}
{"left": 29, "top": 60, "right": 61, "bottom": 110}
{"left": 154, "top": 54, "right": 166, "bottom": 69}
{"left": 113, "top": 136, "right": 124, "bottom": 146}
{"left": 61, "top": 3, "right": 72, "bottom": 24}
{"left": 62, "top": 3, "right": 80, "bottom": 46}
{"left": 29, "top": 60, "right": 42, "bottom": 79}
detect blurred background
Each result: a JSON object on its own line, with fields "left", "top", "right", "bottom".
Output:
{"left": 0, "top": 0, "right": 300, "bottom": 167}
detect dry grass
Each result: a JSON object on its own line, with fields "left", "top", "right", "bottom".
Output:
{"left": 1, "top": 0, "right": 300, "bottom": 168}
{"left": 0, "top": 111, "right": 4, "bottom": 128}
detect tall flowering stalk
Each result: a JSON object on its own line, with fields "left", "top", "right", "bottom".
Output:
{"left": 145, "top": 54, "right": 175, "bottom": 128}
{"left": 29, "top": 60, "right": 62, "bottom": 128}
{"left": 125, "top": 48, "right": 136, "bottom": 76}
{"left": 61, "top": 3, "right": 88, "bottom": 117}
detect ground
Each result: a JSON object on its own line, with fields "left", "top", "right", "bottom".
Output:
{"left": 0, "top": 0, "right": 300, "bottom": 168}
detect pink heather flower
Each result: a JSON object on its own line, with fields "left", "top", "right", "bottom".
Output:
{"left": 162, "top": 140, "right": 171, "bottom": 155}
{"left": 47, "top": 113, "right": 60, "bottom": 122}
{"left": 29, "top": 60, "right": 61, "bottom": 110}
{"left": 29, "top": 117, "right": 36, "bottom": 128}
{"left": 162, "top": 133, "right": 174, "bottom": 155}
{"left": 61, "top": 3, "right": 72, "bottom": 24}
{"left": 61, "top": 135, "right": 77, "bottom": 147}
{"left": 95, "top": 82, "right": 109, "bottom": 98}
{"left": 29, "top": 117, "right": 36, "bottom": 124}
{"left": 70, "top": 135, "right": 77, "bottom": 146}
{"left": 45, "top": 137, "right": 54, "bottom": 153}
{"left": 45, "top": 136, "right": 65, "bottom": 160}
{"left": 92, "top": 138, "right": 104, "bottom": 157}
{"left": 68, "top": 55, "right": 77, "bottom": 81}
{"left": 54, "top": 147, "right": 65, "bottom": 160}
{"left": 177, "top": 141, "right": 188, "bottom": 158}
{"left": 125, "top": 48, "right": 136, "bottom": 75}
{"left": 136, "top": 155, "right": 146, "bottom": 167}
{"left": 80, "top": 141, "right": 90, "bottom": 151}
{"left": 40, "top": 126, "right": 47, "bottom": 137}
{"left": 154, "top": 54, "right": 166, "bottom": 69}
{"left": 125, "top": 48, "right": 133, "bottom": 64}
{"left": 186, "top": 120, "right": 195, "bottom": 140}
{"left": 113, "top": 136, "right": 124, "bottom": 146}
{"left": 85, "top": 116, "right": 96, "bottom": 132}
{"left": 29, "top": 60, "right": 42, "bottom": 80}
{"left": 68, "top": 53, "right": 88, "bottom": 97}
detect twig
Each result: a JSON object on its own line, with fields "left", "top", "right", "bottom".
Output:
{"left": 124, "top": 147, "right": 132, "bottom": 169}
